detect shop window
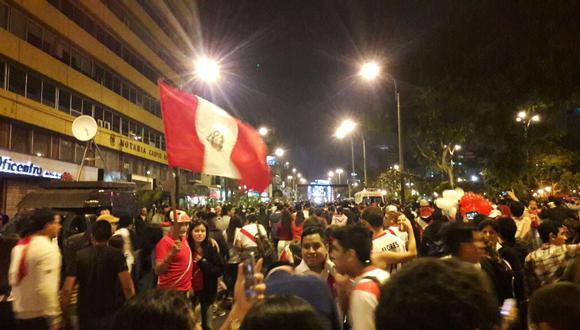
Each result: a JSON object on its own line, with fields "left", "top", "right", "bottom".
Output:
{"left": 0, "top": 119, "right": 9, "bottom": 148}
{"left": 60, "top": 138, "right": 74, "bottom": 162}
{"left": 82, "top": 100, "right": 93, "bottom": 116}
{"left": 9, "top": 8, "right": 26, "bottom": 39}
{"left": 42, "top": 30, "right": 57, "bottom": 56}
{"left": 26, "top": 19, "right": 43, "bottom": 48}
{"left": 0, "top": 2, "right": 8, "bottom": 29}
{"left": 32, "top": 130, "right": 50, "bottom": 158}
{"left": 26, "top": 74, "right": 42, "bottom": 102}
{"left": 58, "top": 89, "right": 71, "bottom": 113}
{"left": 8, "top": 65, "right": 26, "bottom": 96}
{"left": 42, "top": 81, "right": 56, "bottom": 108}
{"left": 11, "top": 124, "right": 31, "bottom": 154}
{"left": 71, "top": 94, "right": 82, "bottom": 116}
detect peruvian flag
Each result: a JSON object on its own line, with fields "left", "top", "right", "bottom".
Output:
{"left": 158, "top": 82, "right": 270, "bottom": 192}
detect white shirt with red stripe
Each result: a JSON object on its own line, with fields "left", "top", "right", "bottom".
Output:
{"left": 349, "top": 266, "right": 390, "bottom": 330}
{"left": 234, "top": 223, "right": 268, "bottom": 249}
{"left": 372, "top": 230, "right": 406, "bottom": 273}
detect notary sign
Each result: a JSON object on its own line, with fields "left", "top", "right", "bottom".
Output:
{"left": 0, "top": 156, "right": 62, "bottom": 179}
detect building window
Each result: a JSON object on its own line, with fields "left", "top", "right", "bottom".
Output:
{"left": 103, "top": 70, "right": 113, "bottom": 90}
{"left": 58, "top": 89, "right": 70, "bottom": 113}
{"left": 9, "top": 8, "right": 26, "bottom": 39}
{"left": 94, "top": 105, "right": 103, "bottom": 121}
{"left": 80, "top": 55, "right": 92, "bottom": 77}
{"left": 71, "top": 94, "right": 82, "bottom": 116}
{"left": 26, "top": 19, "right": 43, "bottom": 48}
{"left": 55, "top": 39, "right": 70, "bottom": 65}
{"left": 112, "top": 113, "right": 120, "bottom": 133}
{"left": 121, "top": 117, "right": 129, "bottom": 136}
{"left": 51, "top": 135, "right": 59, "bottom": 159}
{"left": 42, "top": 30, "right": 57, "bottom": 56}
{"left": 94, "top": 64, "right": 104, "bottom": 84}
{"left": 74, "top": 142, "right": 85, "bottom": 163}
{"left": 0, "top": 61, "right": 5, "bottom": 89}
{"left": 0, "top": 2, "right": 8, "bottom": 29}
{"left": 82, "top": 100, "right": 93, "bottom": 116}
{"left": 8, "top": 65, "right": 26, "bottom": 96}
{"left": 26, "top": 74, "right": 42, "bottom": 102}
{"left": 60, "top": 138, "right": 74, "bottom": 162}
{"left": 112, "top": 76, "right": 120, "bottom": 94}
{"left": 0, "top": 119, "right": 9, "bottom": 149}
{"left": 11, "top": 123, "right": 31, "bottom": 154}
{"left": 70, "top": 48, "right": 82, "bottom": 71}
{"left": 32, "top": 130, "right": 50, "bottom": 158}
{"left": 42, "top": 81, "right": 56, "bottom": 108}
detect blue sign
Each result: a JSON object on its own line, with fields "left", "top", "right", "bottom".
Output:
{"left": 0, "top": 156, "right": 62, "bottom": 179}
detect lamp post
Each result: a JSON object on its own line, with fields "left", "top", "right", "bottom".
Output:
{"left": 359, "top": 61, "right": 405, "bottom": 204}
{"left": 335, "top": 119, "right": 368, "bottom": 188}
{"left": 516, "top": 109, "right": 540, "bottom": 173}
{"left": 335, "top": 168, "right": 343, "bottom": 184}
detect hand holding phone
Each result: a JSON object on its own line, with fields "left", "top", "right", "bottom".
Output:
{"left": 241, "top": 252, "right": 256, "bottom": 298}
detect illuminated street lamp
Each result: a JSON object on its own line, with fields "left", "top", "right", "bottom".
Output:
{"left": 359, "top": 60, "right": 404, "bottom": 202}
{"left": 194, "top": 57, "right": 220, "bottom": 82}
{"left": 335, "top": 119, "right": 367, "bottom": 187}
{"left": 274, "top": 147, "right": 285, "bottom": 157}
{"left": 335, "top": 168, "right": 343, "bottom": 184}
{"left": 328, "top": 171, "right": 334, "bottom": 177}
{"left": 258, "top": 126, "right": 269, "bottom": 137}
{"left": 292, "top": 168, "right": 297, "bottom": 174}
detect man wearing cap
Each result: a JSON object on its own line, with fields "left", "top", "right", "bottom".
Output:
{"left": 154, "top": 210, "right": 193, "bottom": 294}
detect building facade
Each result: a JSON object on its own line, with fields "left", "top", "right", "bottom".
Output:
{"left": 0, "top": 0, "right": 213, "bottom": 216}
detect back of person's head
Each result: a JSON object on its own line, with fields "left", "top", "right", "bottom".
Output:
{"left": 240, "top": 295, "right": 324, "bottom": 330}
{"left": 361, "top": 206, "right": 384, "bottom": 228}
{"left": 376, "top": 258, "right": 499, "bottom": 330}
{"left": 221, "top": 205, "right": 231, "bottom": 216}
{"left": 443, "top": 223, "right": 476, "bottom": 256}
{"left": 303, "top": 216, "right": 322, "bottom": 230}
{"left": 118, "top": 215, "right": 133, "bottom": 229}
{"left": 92, "top": 220, "right": 112, "bottom": 243}
{"left": 247, "top": 214, "right": 258, "bottom": 223}
{"left": 509, "top": 202, "right": 525, "bottom": 217}
{"left": 538, "top": 220, "right": 560, "bottom": 243}
{"left": 113, "top": 289, "right": 196, "bottom": 330}
{"left": 495, "top": 217, "right": 517, "bottom": 244}
{"left": 27, "top": 208, "right": 56, "bottom": 234}
{"left": 529, "top": 282, "right": 580, "bottom": 330}
{"left": 109, "top": 234, "right": 124, "bottom": 250}
{"left": 332, "top": 224, "right": 372, "bottom": 264}
{"left": 477, "top": 219, "right": 499, "bottom": 233}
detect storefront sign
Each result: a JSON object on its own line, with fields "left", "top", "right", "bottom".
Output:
{"left": 0, "top": 156, "right": 62, "bottom": 179}
{"left": 107, "top": 134, "right": 167, "bottom": 164}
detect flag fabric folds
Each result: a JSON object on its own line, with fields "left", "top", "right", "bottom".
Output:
{"left": 158, "top": 82, "right": 270, "bottom": 192}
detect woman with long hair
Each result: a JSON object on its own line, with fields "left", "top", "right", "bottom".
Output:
{"left": 292, "top": 210, "right": 305, "bottom": 241}
{"left": 275, "top": 210, "right": 293, "bottom": 256}
{"left": 187, "top": 220, "right": 223, "bottom": 330}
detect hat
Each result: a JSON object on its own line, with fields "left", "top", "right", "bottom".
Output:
{"left": 169, "top": 210, "right": 191, "bottom": 223}
{"left": 386, "top": 205, "right": 398, "bottom": 213}
{"left": 419, "top": 199, "right": 430, "bottom": 207}
{"left": 96, "top": 214, "right": 119, "bottom": 224}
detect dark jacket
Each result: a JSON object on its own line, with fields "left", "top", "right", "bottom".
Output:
{"left": 196, "top": 243, "right": 224, "bottom": 303}
{"left": 208, "top": 224, "right": 228, "bottom": 260}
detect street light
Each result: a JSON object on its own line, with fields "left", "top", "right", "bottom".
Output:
{"left": 328, "top": 171, "right": 334, "bottom": 177}
{"left": 359, "top": 60, "right": 405, "bottom": 203}
{"left": 335, "top": 119, "right": 367, "bottom": 188}
{"left": 335, "top": 168, "right": 343, "bottom": 184}
{"left": 292, "top": 168, "right": 297, "bottom": 174}
{"left": 194, "top": 57, "right": 220, "bottom": 82}
{"left": 274, "top": 148, "right": 285, "bottom": 157}
{"left": 258, "top": 127, "right": 269, "bottom": 136}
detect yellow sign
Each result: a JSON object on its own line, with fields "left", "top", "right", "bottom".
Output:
{"left": 98, "top": 132, "right": 168, "bottom": 164}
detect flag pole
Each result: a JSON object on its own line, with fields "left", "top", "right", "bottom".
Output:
{"left": 171, "top": 167, "right": 180, "bottom": 222}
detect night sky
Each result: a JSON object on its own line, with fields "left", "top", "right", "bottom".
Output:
{"left": 183, "top": 1, "right": 449, "bottom": 180}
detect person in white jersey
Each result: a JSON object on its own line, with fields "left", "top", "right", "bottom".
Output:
{"left": 359, "top": 206, "right": 417, "bottom": 273}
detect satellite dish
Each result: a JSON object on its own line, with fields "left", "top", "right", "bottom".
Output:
{"left": 72, "top": 115, "right": 98, "bottom": 141}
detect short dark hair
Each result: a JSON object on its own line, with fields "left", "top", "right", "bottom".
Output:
{"left": 538, "top": 220, "right": 560, "bottom": 243}
{"left": 376, "top": 258, "right": 499, "bottom": 330}
{"left": 495, "top": 217, "right": 517, "bottom": 244}
{"left": 332, "top": 224, "right": 372, "bottom": 264}
{"left": 443, "top": 223, "right": 476, "bottom": 256}
{"left": 118, "top": 215, "right": 133, "bottom": 229}
{"left": 247, "top": 214, "right": 258, "bottom": 223}
{"left": 361, "top": 206, "right": 384, "bottom": 228}
{"left": 529, "top": 282, "right": 580, "bottom": 330}
{"left": 27, "top": 208, "right": 56, "bottom": 234}
{"left": 241, "top": 295, "right": 324, "bottom": 330}
{"left": 109, "top": 234, "right": 124, "bottom": 250}
{"left": 113, "top": 289, "right": 196, "bottom": 330}
{"left": 93, "top": 220, "right": 112, "bottom": 242}
{"left": 301, "top": 225, "right": 326, "bottom": 242}
{"left": 509, "top": 202, "right": 525, "bottom": 217}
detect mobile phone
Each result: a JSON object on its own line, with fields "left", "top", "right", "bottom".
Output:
{"left": 466, "top": 211, "right": 478, "bottom": 221}
{"left": 500, "top": 298, "right": 515, "bottom": 317}
{"left": 241, "top": 252, "right": 256, "bottom": 298}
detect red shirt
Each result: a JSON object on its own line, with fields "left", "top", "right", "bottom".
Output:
{"left": 155, "top": 234, "right": 192, "bottom": 292}
{"left": 291, "top": 222, "right": 303, "bottom": 241}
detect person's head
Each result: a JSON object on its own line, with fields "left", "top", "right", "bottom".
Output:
{"left": 92, "top": 220, "right": 113, "bottom": 243}
{"left": 215, "top": 205, "right": 222, "bottom": 216}
{"left": 529, "top": 282, "right": 580, "bottom": 330}
{"left": 97, "top": 214, "right": 120, "bottom": 232}
{"left": 495, "top": 217, "right": 517, "bottom": 245}
{"left": 113, "top": 289, "right": 198, "bottom": 330}
{"left": 240, "top": 295, "right": 324, "bottom": 330}
{"left": 360, "top": 206, "right": 384, "bottom": 230}
{"left": 538, "top": 220, "right": 566, "bottom": 245}
{"left": 443, "top": 223, "right": 485, "bottom": 263}
{"left": 109, "top": 234, "right": 124, "bottom": 250}
{"left": 331, "top": 224, "right": 373, "bottom": 276}
{"left": 27, "top": 208, "right": 60, "bottom": 239}
{"left": 169, "top": 210, "right": 191, "bottom": 238}
{"left": 509, "top": 202, "right": 525, "bottom": 217}
{"left": 99, "top": 208, "right": 111, "bottom": 216}
{"left": 140, "top": 208, "right": 148, "bottom": 216}
{"left": 529, "top": 199, "right": 538, "bottom": 210}
{"left": 118, "top": 215, "right": 133, "bottom": 229}
{"left": 376, "top": 258, "right": 499, "bottom": 330}
{"left": 188, "top": 220, "right": 208, "bottom": 246}
{"left": 301, "top": 225, "right": 328, "bottom": 271}
{"left": 295, "top": 211, "right": 305, "bottom": 226}
{"left": 478, "top": 219, "right": 500, "bottom": 247}
{"left": 247, "top": 214, "right": 258, "bottom": 224}
{"left": 207, "top": 212, "right": 218, "bottom": 225}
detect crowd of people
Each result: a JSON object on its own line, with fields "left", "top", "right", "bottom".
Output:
{"left": 0, "top": 193, "right": 579, "bottom": 330}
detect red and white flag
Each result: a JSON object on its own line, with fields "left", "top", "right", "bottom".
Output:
{"left": 159, "top": 82, "right": 270, "bottom": 192}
